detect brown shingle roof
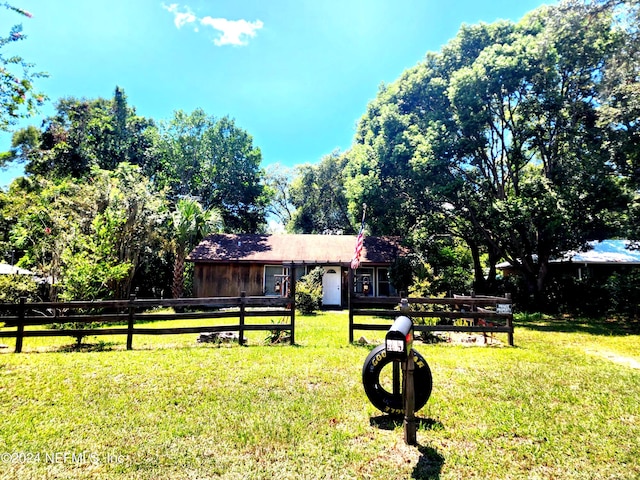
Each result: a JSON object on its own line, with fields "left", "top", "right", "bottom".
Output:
{"left": 187, "top": 234, "right": 408, "bottom": 265}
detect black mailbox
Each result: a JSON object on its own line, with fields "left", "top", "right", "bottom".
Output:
{"left": 385, "top": 315, "right": 413, "bottom": 360}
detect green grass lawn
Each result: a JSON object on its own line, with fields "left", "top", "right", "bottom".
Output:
{"left": 1, "top": 311, "right": 639, "bottom": 479}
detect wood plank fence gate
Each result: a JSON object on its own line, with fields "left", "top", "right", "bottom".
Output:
{"left": 349, "top": 293, "right": 514, "bottom": 346}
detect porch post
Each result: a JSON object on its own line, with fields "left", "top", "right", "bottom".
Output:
{"left": 348, "top": 267, "right": 354, "bottom": 343}
{"left": 289, "top": 264, "right": 295, "bottom": 345}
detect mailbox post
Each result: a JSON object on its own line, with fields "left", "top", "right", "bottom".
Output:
{"left": 385, "top": 315, "right": 417, "bottom": 445}
{"left": 362, "top": 314, "right": 432, "bottom": 444}
{"left": 403, "top": 346, "right": 416, "bottom": 445}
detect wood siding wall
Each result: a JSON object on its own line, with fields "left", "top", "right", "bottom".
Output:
{"left": 193, "top": 263, "right": 265, "bottom": 298}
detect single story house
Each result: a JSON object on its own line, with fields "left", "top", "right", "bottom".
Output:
{"left": 187, "top": 234, "right": 408, "bottom": 307}
{"left": 497, "top": 239, "right": 640, "bottom": 280}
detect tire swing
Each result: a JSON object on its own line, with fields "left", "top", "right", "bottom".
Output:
{"left": 362, "top": 344, "right": 433, "bottom": 415}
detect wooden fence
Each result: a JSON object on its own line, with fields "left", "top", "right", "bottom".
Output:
{"left": 0, "top": 292, "right": 294, "bottom": 353}
{"left": 349, "top": 294, "right": 514, "bottom": 346}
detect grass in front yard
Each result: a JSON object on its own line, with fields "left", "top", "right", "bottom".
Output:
{"left": 1, "top": 311, "right": 639, "bottom": 479}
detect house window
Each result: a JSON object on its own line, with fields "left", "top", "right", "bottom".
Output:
{"left": 264, "top": 265, "right": 307, "bottom": 296}
{"left": 377, "top": 268, "right": 397, "bottom": 296}
{"left": 354, "top": 268, "right": 374, "bottom": 296}
{"left": 265, "top": 266, "right": 290, "bottom": 296}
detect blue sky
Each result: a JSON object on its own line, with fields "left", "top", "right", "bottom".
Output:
{"left": 1, "top": 0, "right": 554, "bottom": 188}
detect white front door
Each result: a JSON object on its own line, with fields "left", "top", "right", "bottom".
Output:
{"left": 322, "top": 267, "right": 342, "bottom": 306}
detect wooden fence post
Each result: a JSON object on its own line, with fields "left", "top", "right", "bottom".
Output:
{"left": 126, "top": 294, "right": 135, "bottom": 350}
{"left": 15, "top": 296, "right": 25, "bottom": 353}
{"left": 289, "top": 268, "right": 296, "bottom": 345}
{"left": 506, "top": 293, "right": 514, "bottom": 346}
{"left": 239, "top": 291, "right": 246, "bottom": 346}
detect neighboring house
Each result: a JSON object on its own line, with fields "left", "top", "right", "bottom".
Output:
{"left": 0, "top": 264, "right": 36, "bottom": 276}
{"left": 497, "top": 240, "right": 640, "bottom": 280}
{"left": 0, "top": 263, "right": 49, "bottom": 284}
{"left": 187, "top": 234, "right": 408, "bottom": 307}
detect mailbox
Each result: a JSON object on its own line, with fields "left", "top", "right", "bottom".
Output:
{"left": 385, "top": 315, "right": 413, "bottom": 360}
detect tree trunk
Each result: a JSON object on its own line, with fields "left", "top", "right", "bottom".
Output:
{"left": 469, "top": 242, "right": 487, "bottom": 293}
{"left": 171, "top": 251, "right": 185, "bottom": 299}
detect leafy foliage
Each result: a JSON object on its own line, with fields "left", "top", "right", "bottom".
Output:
{"left": 289, "top": 151, "right": 355, "bottom": 234}
{"left": 7, "top": 89, "right": 157, "bottom": 178}
{"left": 170, "top": 198, "right": 222, "bottom": 298}
{"left": 263, "top": 163, "right": 295, "bottom": 230}
{"left": 0, "top": 274, "right": 39, "bottom": 304}
{"left": 295, "top": 267, "right": 324, "bottom": 314}
{"left": 3, "top": 165, "right": 168, "bottom": 301}
{"left": 343, "top": 0, "right": 639, "bottom": 308}
{"left": 0, "top": 3, "right": 47, "bottom": 133}
{"left": 155, "top": 109, "right": 269, "bottom": 233}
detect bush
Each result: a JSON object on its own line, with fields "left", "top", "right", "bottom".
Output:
{"left": 0, "top": 275, "right": 40, "bottom": 306}
{"left": 295, "top": 267, "right": 323, "bottom": 314}
{"left": 505, "top": 267, "right": 640, "bottom": 319}
{"left": 604, "top": 269, "right": 640, "bottom": 319}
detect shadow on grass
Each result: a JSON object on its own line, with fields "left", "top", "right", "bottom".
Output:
{"left": 412, "top": 444, "right": 445, "bottom": 480}
{"left": 54, "top": 341, "right": 118, "bottom": 353}
{"left": 370, "top": 415, "right": 445, "bottom": 479}
{"left": 516, "top": 313, "right": 640, "bottom": 336}
{"left": 369, "top": 414, "right": 443, "bottom": 432}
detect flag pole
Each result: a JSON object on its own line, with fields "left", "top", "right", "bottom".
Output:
{"left": 350, "top": 203, "right": 367, "bottom": 271}
{"left": 360, "top": 203, "right": 367, "bottom": 227}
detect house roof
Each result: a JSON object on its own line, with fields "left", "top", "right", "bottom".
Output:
{"left": 0, "top": 263, "right": 51, "bottom": 284}
{"left": 560, "top": 240, "right": 640, "bottom": 264}
{"left": 0, "top": 263, "right": 36, "bottom": 275}
{"left": 497, "top": 239, "right": 640, "bottom": 269}
{"left": 187, "top": 234, "right": 408, "bottom": 265}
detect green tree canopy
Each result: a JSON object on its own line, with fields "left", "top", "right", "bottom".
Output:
{"left": 344, "top": 0, "right": 638, "bottom": 302}
{"left": 154, "top": 109, "right": 269, "bottom": 233}
{"left": 6, "top": 88, "right": 157, "bottom": 178}
{"left": 289, "top": 150, "right": 355, "bottom": 234}
{"left": 3, "top": 164, "right": 168, "bottom": 300}
{"left": 264, "top": 163, "right": 295, "bottom": 230}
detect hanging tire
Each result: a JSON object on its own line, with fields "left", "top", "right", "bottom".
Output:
{"left": 362, "top": 344, "right": 432, "bottom": 415}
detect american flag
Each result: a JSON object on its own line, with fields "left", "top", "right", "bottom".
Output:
{"left": 350, "top": 205, "right": 366, "bottom": 270}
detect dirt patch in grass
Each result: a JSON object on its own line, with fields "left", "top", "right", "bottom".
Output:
{"left": 585, "top": 348, "right": 640, "bottom": 369}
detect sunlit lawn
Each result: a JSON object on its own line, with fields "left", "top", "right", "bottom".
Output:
{"left": 1, "top": 311, "right": 639, "bottom": 479}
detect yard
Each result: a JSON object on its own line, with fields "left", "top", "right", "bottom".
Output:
{"left": 0, "top": 311, "right": 639, "bottom": 479}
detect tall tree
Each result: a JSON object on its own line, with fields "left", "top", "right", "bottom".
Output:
{"left": 170, "top": 198, "right": 222, "bottom": 298}
{"left": 155, "top": 109, "right": 269, "bottom": 233}
{"left": 289, "top": 150, "right": 355, "bottom": 234}
{"left": 264, "top": 163, "right": 295, "bottom": 230}
{"left": 6, "top": 88, "right": 157, "bottom": 179}
{"left": 599, "top": 0, "right": 640, "bottom": 239}
{"left": 345, "top": 0, "right": 635, "bottom": 301}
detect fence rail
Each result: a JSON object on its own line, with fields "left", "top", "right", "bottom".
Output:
{"left": 349, "top": 294, "right": 514, "bottom": 346}
{"left": 0, "top": 292, "right": 294, "bottom": 353}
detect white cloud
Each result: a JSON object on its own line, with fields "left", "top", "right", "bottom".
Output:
{"left": 162, "top": 3, "right": 263, "bottom": 47}
{"left": 200, "top": 17, "right": 264, "bottom": 46}
{"left": 162, "top": 3, "right": 197, "bottom": 29}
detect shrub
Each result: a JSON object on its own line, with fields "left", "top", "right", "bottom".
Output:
{"left": 295, "top": 267, "right": 323, "bottom": 314}
{"left": 604, "top": 269, "right": 640, "bottom": 319}
{"left": 506, "top": 267, "right": 640, "bottom": 319}
{"left": 0, "top": 275, "right": 39, "bottom": 306}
